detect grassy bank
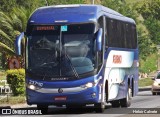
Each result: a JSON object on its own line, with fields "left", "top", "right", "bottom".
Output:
{"left": 139, "top": 78, "right": 153, "bottom": 87}
{"left": 0, "top": 70, "right": 6, "bottom": 86}
{"left": 0, "top": 96, "right": 26, "bottom": 105}
{"left": 0, "top": 70, "right": 6, "bottom": 80}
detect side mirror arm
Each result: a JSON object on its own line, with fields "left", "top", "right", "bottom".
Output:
{"left": 15, "top": 32, "right": 24, "bottom": 55}
{"left": 96, "top": 28, "right": 103, "bottom": 51}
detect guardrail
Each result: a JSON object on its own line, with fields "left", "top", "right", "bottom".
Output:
{"left": 0, "top": 80, "right": 12, "bottom": 94}
{"left": 139, "top": 86, "right": 152, "bottom": 92}
{"left": 0, "top": 80, "right": 12, "bottom": 102}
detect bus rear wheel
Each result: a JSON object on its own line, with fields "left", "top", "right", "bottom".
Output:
{"left": 152, "top": 92, "right": 156, "bottom": 95}
{"left": 120, "top": 87, "right": 132, "bottom": 107}
{"left": 111, "top": 100, "right": 120, "bottom": 108}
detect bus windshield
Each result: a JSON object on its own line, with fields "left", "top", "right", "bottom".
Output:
{"left": 27, "top": 23, "right": 96, "bottom": 80}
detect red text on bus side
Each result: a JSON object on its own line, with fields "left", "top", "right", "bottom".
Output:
{"left": 113, "top": 55, "right": 122, "bottom": 64}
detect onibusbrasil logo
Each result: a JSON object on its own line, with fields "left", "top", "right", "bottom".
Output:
{"left": 1, "top": 109, "right": 42, "bottom": 115}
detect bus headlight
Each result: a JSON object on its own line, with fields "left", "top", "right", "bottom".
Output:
{"left": 81, "top": 76, "right": 102, "bottom": 88}
{"left": 85, "top": 82, "right": 95, "bottom": 88}
{"left": 81, "top": 82, "right": 95, "bottom": 88}
{"left": 27, "top": 84, "right": 41, "bottom": 90}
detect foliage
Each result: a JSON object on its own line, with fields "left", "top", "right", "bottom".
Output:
{"left": 102, "top": 0, "right": 156, "bottom": 60}
{"left": 0, "top": 96, "right": 25, "bottom": 105}
{"left": 0, "top": 0, "right": 41, "bottom": 12}
{"left": 6, "top": 69, "right": 25, "bottom": 96}
{"left": 138, "top": 78, "right": 153, "bottom": 87}
{"left": 0, "top": 7, "right": 33, "bottom": 62}
{"left": 0, "top": 0, "right": 16, "bottom": 12}
{"left": 0, "top": 0, "right": 160, "bottom": 71}
{"left": 136, "top": 0, "right": 160, "bottom": 45}
{"left": 0, "top": 69, "right": 6, "bottom": 80}
{"left": 47, "top": 0, "right": 86, "bottom": 5}
{"left": 139, "top": 54, "right": 158, "bottom": 73}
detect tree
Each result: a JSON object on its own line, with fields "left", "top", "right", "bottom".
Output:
{"left": 136, "top": 0, "right": 160, "bottom": 44}
{"left": 0, "top": 0, "right": 16, "bottom": 12}
{"left": 0, "top": 7, "right": 33, "bottom": 68}
{"left": 102, "top": 0, "right": 156, "bottom": 60}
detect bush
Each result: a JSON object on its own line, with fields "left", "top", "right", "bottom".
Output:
{"left": 6, "top": 69, "right": 25, "bottom": 96}
{"left": 139, "top": 53, "right": 158, "bottom": 73}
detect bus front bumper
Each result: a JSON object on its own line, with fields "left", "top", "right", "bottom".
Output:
{"left": 26, "top": 85, "right": 102, "bottom": 105}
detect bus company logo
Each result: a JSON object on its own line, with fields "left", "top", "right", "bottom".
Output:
{"left": 58, "top": 88, "right": 63, "bottom": 93}
{"left": 113, "top": 55, "right": 122, "bottom": 64}
{"left": 2, "top": 109, "right": 11, "bottom": 114}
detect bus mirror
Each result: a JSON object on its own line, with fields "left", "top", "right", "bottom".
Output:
{"left": 96, "top": 28, "right": 103, "bottom": 51}
{"left": 15, "top": 32, "right": 24, "bottom": 55}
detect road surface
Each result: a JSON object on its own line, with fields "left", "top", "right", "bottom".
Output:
{"left": 1, "top": 91, "right": 160, "bottom": 117}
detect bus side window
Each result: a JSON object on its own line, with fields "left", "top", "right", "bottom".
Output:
{"left": 132, "top": 25, "right": 137, "bottom": 49}
{"left": 105, "top": 18, "right": 109, "bottom": 48}
{"left": 106, "top": 18, "right": 111, "bottom": 47}
{"left": 97, "top": 16, "right": 104, "bottom": 68}
{"left": 107, "top": 19, "right": 114, "bottom": 47}
{"left": 123, "top": 23, "right": 127, "bottom": 48}
{"left": 128, "top": 24, "right": 132, "bottom": 48}
{"left": 119, "top": 21, "right": 124, "bottom": 48}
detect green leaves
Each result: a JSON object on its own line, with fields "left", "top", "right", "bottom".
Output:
{"left": 136, "top": 0, "right": 160, "bottom": 56}
{"left": 0, "top": 7, "right": 32, "bottom": 56}
{"left": 137, "top": 0, "right": 160, "bottom": 20}
{"left": 0, "top": 42, "right": 15, "bottom": 55}
{"left": 6, "top": 69, "right": 25, "bottom": 96}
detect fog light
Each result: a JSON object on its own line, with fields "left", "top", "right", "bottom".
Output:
{"left": 91, "top": 92, "right": 96, "bottom": 98}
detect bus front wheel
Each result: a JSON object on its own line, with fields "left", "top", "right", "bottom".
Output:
{"left": 94, "top": 102, "right": 105, "bottom": 113}
{"left": 37, "top": 105, "right": 48, "bottom": 114}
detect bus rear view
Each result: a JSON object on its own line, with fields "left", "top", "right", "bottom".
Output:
{"left": 15, "top": 4, "right": 138, "bottom": 113}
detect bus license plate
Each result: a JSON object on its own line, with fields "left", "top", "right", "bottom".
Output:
{"left": 55, "top": 96, "right": 67, "bottom": 101}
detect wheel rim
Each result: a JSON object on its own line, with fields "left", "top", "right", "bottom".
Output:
{"left": 127, "top": 88, "right": 132, "bottom": 106}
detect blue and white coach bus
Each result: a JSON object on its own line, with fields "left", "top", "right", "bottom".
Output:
{"left": 15, "top": 4, "right": 138, "bottom": 113}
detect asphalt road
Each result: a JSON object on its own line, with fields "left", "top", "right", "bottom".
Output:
{"left": 2, "top": 91, "right": 160, "bottom": 117}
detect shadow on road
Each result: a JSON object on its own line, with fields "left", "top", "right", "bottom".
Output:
{"left": 24, "top": 105, "right": 132, "bottom": 115}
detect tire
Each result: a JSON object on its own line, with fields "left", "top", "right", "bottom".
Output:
{"left": 66, "top": 104, "right": 85, "bottom": 111}
{"left": 152, "top": 92, "right": 156, "bottom": 95}
{"left": 111, "top": 100, "right": 120, "bottom": 108}
{"left": 94, "top": 102, "right": 105, "bottom": 113}
{"left": 120, "top": 87, "right": 132, "bottom": 107}
{"left": 37, "top": 105, "right": 48, "bottom": 114}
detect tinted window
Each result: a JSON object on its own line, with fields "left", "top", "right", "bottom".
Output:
{"left": 106, "top": 18, "right": 137, "bottom": 49}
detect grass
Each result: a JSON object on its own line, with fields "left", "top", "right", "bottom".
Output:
{"left": 139, "top": 53, "right": 158, "bottom": 73}
{"left": 0, "top": 96, "right": 26, "bottom": 105}
{"left": 0, "top": 70, "right": 6, "bottom": 86}
{"left": 0, "top": 70, "right": 6, "bottom": 79}
{"left": 139, "top": 78, "right": 153, "bottom": 87}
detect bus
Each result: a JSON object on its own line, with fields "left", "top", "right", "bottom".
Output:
{"left": 15, "top": 4, "right": 138, "bottom": 113}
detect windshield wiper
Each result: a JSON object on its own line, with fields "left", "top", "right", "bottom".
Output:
{"left": 64, "top": 53, "right": 79, "bottom": 78}
{"left": 56, "top": 46, "right": 79, "bottom": 78}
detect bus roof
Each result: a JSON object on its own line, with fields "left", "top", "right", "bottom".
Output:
{"left": 28, "top": 4, "right": 135, "bottom": 25}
